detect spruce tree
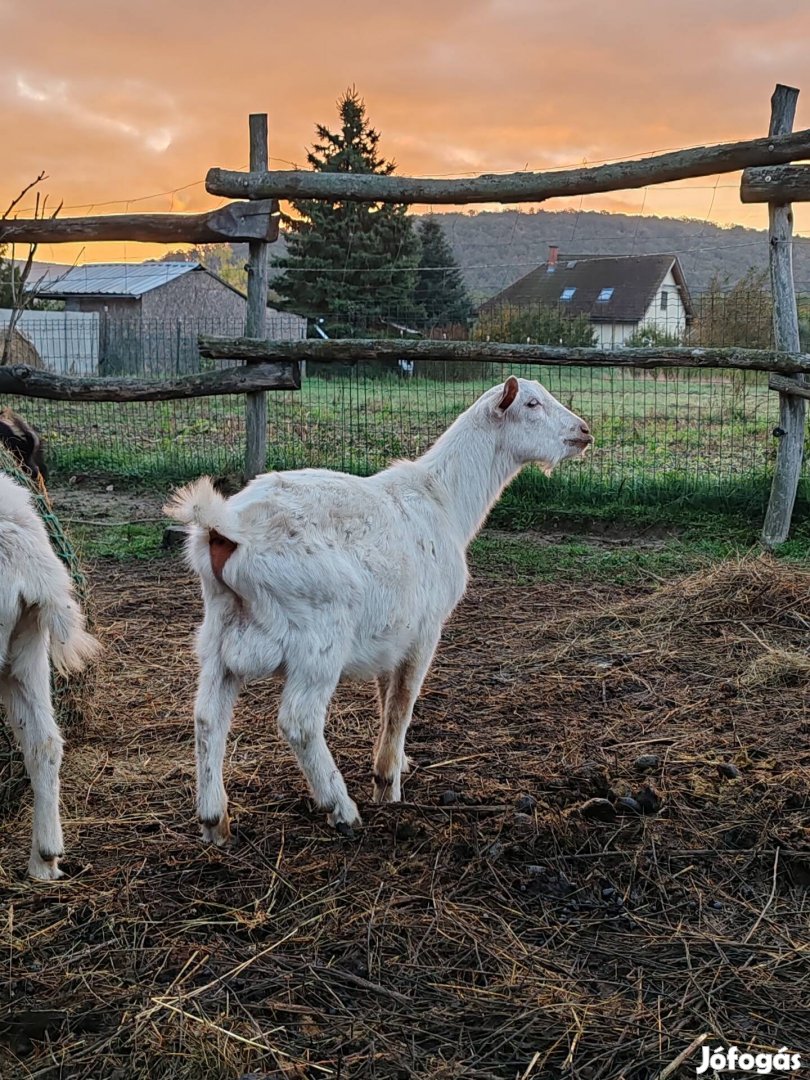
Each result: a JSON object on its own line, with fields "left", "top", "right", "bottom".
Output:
{"left": 272, "top": 88, "right": 421, "bottom": 334}
{"left": 414, "top": 218, "right": 472, "bottom": 329}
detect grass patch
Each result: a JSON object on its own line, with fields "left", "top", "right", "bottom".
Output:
{"left": 469, "top": 536, "right": 739, "bottom": 585}
{"left": 490, "top": 470, "right": 810, "bottom": 543}
{"left": 69, "top": 513, "right": 810, "bottom": 585}
{"left": 470, "top": 532, "right": 810, "bottom": 586}
{"left": 31, "top": 366, "right": 809, "bottom": 563}
{"left": 70, "top": 522, "right": 167, "bottom": 560}
{"left": 8, "top": 367, "right": 808, "bottom": 532}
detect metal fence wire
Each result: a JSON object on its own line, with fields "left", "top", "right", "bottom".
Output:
{"left": 1, "top": 298, "right": 808, "bottom": 518}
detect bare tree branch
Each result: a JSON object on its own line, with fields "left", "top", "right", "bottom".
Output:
{"left": 2, "top": 171, "right": 48, "bottom": 220}
{"left": 1, "top": 173, "right": 57, "bottom": 365}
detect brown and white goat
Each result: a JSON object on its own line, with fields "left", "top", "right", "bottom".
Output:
{"left": 0, "top": 407, "right": 47, "bottom": 483}
{"left": 0, "top": 474, "right": 99, "bottom": 879}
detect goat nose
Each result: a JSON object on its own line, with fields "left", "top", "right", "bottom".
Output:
{"left": 580, "top": 423, "right": 591, "bottom": 436}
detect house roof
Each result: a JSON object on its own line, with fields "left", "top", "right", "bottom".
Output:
{"left": 479, "top": 254, "right": 693, "bottom": 322}
{"left": 30, "top": 261, "right": 242, "bottom": 300}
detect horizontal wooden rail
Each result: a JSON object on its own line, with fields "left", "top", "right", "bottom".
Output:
{"left": 768, "top": 373, "right": 810, "bottom": 399}
{"left": 0, "top": 362, "right": 299, "bottom": 402}
{"left": 0, "top": 200, "right": 280, "bottom": 245}
{"left": 5, "top": 343, "right": 806, "bottom": 403}
{"left": 198, "top": 336, "right": 810, "bottom": 375}
{"left": 741, "top": 164, "right": 810, "bottom": 203}
{"left": 207, "top": 128, "right": 810, "bottom": 205}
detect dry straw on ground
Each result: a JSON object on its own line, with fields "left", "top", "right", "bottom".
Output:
{"left": 0, "top": 554, "right": 808, "bottom": 1079}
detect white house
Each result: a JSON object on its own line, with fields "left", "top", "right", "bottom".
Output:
{"left": 479, "top": 248, "right": 693, "bottom": 347}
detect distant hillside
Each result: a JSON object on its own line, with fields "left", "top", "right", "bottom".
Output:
{"left": 263, "top": 210, "right": 810, "bottom": 304}
{"left": 27, "top": 209, "right": 810, "bottom": 307}
{"left": 425, "top": 209, "right": 810, "bottom": 301}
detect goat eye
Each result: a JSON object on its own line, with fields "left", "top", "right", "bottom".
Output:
{"left": 526, "top": 399, "right": 542, "bottom": 409}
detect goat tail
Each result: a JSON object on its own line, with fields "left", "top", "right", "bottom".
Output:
{"left": 43, "top": 595, "right": 102, "bottom": 676}
{"left": 163, "top": 477, "right": 239, "bottom": 535}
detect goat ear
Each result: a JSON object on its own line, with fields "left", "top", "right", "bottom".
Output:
{"left": 496, "top": 376, "right": 519, "bottom": 413}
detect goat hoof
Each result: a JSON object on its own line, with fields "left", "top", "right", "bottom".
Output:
{"left": 372, "top": 775, "right": 401, "bottom": 804}
{"left": 28, "top": 855, "right": 65, "bottom": 881}
{"left": 328, "top": 802, "right": 362, "bottom": 834}
{"left": 200, "top": 814, "right": 231, "bottom": 848}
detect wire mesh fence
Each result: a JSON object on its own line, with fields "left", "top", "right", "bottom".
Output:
{"left": 1, "top": 363, "right": 792, "bottom": 517}
{"left": 1, "top": 299, "right": 807, "bottom": 521}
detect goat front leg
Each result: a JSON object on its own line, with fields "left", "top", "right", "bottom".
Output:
{"left": 372, "top": 635, "right": 439, "bottom": 804}
{"left": 195, "top": 661, "right": 241, "bottom": 847}
{"left": 278, "top": 671, "right": 360, "bottom": 831}
{"left": 1, "top": 636, "right": 65, "bottom": 880}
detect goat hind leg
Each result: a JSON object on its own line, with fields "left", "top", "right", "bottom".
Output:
{"left": 373, "top": 674, "right": 412, "bottom": 792}
{"left": 195, "top": 661, "right": 241, "bottom": 846}
{"left": 372, "top": 636, "right": 438, "bottom": 805}
{"left": 278, "top": 673, "right": 360, "bottom": 830}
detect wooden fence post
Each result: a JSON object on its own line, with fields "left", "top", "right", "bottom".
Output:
{"left": 244, "top": 113, "right": 270, "bottom": 480}
{"left": 762, "top": 85, "right": 805, "bottom": 548}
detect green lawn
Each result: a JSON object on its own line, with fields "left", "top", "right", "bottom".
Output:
{"left": 469, "top": 533, "right": 809, "bottom": 584}
{"left": 7, "top": 365, "right": 808, "bottom": 528}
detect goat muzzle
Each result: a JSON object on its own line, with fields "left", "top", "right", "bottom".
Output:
{"left": 565, "top": 435, "right": 594, "bottom": 452}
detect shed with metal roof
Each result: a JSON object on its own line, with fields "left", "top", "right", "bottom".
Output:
{"left": 28, "top": 261, "right": 305, "bottom": 375}
{"left": 33, "top": 261, "right": 217, "bottom": 299}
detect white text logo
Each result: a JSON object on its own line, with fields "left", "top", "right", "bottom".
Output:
{"left": 696, "top": 1046, "right": 801, "bottom": 1075}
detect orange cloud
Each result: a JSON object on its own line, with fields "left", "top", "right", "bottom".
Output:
{"left": 1, "top": 0, "right": 809, "bottom": 265}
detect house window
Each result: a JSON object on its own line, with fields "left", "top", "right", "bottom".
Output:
{"left": 560, "top": 287, "right": 576, "bottom": 301}
{"left": 596, "top": 288, "right": 614, "bottom": 302}
{"left": 660, "top": 290, "right": 669, "bottom": 310}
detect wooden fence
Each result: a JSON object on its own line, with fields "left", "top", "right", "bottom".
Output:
{"left": 3, "top": 85, "right": 810, "bottom": 542}
{"left": 197, "top": 338, "right": 810, "bottom": 376}
{"left": 0, "top": 361, "right": 298, "bottom": 401}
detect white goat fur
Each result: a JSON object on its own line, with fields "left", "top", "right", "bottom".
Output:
{"left": 0, "top": 474, "right": 100, "bottom": 879}
{"left": 166, "top": 377, "right": 592, "bottom": 841}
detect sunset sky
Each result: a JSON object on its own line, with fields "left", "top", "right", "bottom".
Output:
{"left": 2, "top": 0, "right": 810, "bottom": 265}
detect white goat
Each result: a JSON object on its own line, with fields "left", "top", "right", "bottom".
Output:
{"left": 0, "top": 474, "right": 100, "bottom": 879}
{"left": 166, "top": 376, "right": 592, "bottom": 842}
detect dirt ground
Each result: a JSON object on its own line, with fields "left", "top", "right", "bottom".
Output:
{"left": 46, "top": 484, "right": 169, "bottom": 527}
{"left": 0, "top": 554, "right": 808, "bottom": 1080}
{"left": 45, "top": 483, "right": 682, "bottom": 553}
